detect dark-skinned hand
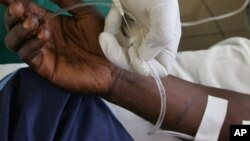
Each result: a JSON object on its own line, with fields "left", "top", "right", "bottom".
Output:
{"left": 4, "top": 0, "right": 118, "bottom": 94}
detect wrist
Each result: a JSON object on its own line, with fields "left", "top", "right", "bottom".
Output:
{"left": 106, "top": 64, "right": 123, "bottom": 95}
{"left": 104, "top": 68, "right": 163, "bottom": 122}
{"left": 103, "top": 70, "right": 204, "bottom": 135}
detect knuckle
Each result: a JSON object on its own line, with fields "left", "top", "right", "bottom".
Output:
{"left": 18, "top": 48, "right": 29, "bottom": 62}
{"left": 4, "top": 36, "right": 15, "bottom": 50}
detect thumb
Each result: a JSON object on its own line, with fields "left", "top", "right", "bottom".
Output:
{"left": 104, "top": 5, "right": 122, "bottom": 34}
{"left": 99, "top": 32, "right": 131, "bottom": 72}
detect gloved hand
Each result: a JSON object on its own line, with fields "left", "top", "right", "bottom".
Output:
{"left": 99, "top": 0, "right": 181, "bottom": 77}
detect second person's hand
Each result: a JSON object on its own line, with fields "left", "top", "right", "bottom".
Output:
{"left": 99, "top": 0, "right": 181, "bottom": 77}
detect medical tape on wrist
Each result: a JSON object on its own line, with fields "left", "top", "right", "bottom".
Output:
{"left": 194, "top": 96, "right": 228, "bottom": 141}
{"left": 243, "top": 120, "right": 250, "bottom": 125}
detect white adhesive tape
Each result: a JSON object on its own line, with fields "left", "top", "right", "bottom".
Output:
{"left": 194, "top": 96, "right": 228, "bottom": 141}
{"left": 243, "top": 121, "right": 250, "bottom": 125}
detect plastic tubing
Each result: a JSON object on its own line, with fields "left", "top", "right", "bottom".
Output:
{"left": 47, "top": 1, "right": 195, "bottom": 140}
{"left": 182, "top": 0, "right": 250, "bottom": 27}
{"left": 147, "top": 62, "right": 194, "bottom": 140}
{"left": 147, "top": 62, "right": 166, "bottom": 135}
{"left": 46, "top": 1, "right": 111, "bottom": 20}
{"left": 48, "top": 0, "right": 250, "bottom": 26}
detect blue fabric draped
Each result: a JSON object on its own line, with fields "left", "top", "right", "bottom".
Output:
{"left": 0, "top": 68, "right": 133, "bottom": 141}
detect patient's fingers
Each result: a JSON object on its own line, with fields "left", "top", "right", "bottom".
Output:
{"left": 5, "top": 1, "right": 25, "bottom": 31}
{"left": 18, "top": 38, "right": 46, "bottom": 62}
{"left": 5, "top": 15, "right": 39, "bottom": 51}
{"left": 6, "top": 1, "right": 52, "bottom": 27}
{"left": 26, "top": 2, "right": 51, "bottom": 22}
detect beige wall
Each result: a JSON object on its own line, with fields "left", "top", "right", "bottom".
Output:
{"left": 179, "top": 0, "right": 250, "bottom": 51}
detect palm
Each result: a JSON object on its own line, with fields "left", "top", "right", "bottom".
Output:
{"left": 30, "top": 8, "right": 114, "bottom": 94}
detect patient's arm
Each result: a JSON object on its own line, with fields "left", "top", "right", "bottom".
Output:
{"left": 4, "top": 2, "right": 250, "bottom": 141}
{"left": 105, "top": 69, "right": 250, "bottom": 141}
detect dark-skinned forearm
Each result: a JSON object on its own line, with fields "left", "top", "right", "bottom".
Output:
{"left": 104, "top": 69, "right": 250, "bottom": 140}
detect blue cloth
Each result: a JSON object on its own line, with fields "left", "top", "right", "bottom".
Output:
{"left": 0, "top": 68, "right": 133, "bottom": 141}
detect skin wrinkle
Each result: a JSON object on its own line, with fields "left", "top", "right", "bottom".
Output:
{"left": 89, "top": 67, "right": 103, "bottom": 90}
{"left": 64, "top": 19, "right": 83, "bottom": 50}
{"left": 78, "top": 22, "right": 90, "bottom": 53}
{"left": 61, "top": 20, "right": 74, "bottom": 57}
{"left": 108, "top": 67, "right": 122, "bottom": 95}
{"left": 175, "top": 94, "right": 200, "bottom": 125}
{"left": 75, "top": 22, "right": 85, "bottom": 48}
{"left": 59, "top": 17, "right": 98, "bottom": 64}
{"left": 78, "top": 26, "right": 101, "bottom": 57}
{"left": 49, "top": 19, "right": 61, "bottom": 80}
{"left": 19, "top": 39, "right": 44, "bottom": 61}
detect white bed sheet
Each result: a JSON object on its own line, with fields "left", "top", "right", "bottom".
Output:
{"left": 172, "top": 37, "right": 250, "bottom": 94}
{"left": 0, "top": 63, "right": 28, "bottom": 80}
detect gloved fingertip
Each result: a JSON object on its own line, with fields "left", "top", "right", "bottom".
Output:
{"left": 160, "top": 67, "right": 169, "bottom": 77}
{"left": 99, "top": 33, "right": 109, "bottom": 53}
{"left": 128, "top": 46, "right": 150, "bottom": 76}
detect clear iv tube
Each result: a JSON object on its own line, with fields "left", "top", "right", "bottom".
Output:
{"left": 46, "top": 1, "right": 111, "bottom": 21}
{"left": 181, "top": 0, "right": 250, "bottom": 27}
{"left": 147, "top": 62, "right": 194, "bottom": 140}
{"left": 48, "top": 0, "right": 250, "bottom": 27}
{"left": 47, "top": 1, "right": 194, "bottom": 140}
{"left": 147, "top": 62, "right": 166, "bottom": 135}
{"left": 46, "top": 1, "right": 132, "bottom": 32}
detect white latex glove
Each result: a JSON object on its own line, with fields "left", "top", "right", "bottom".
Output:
{"left": 99, "top": 0, "right": 181, "bottom": 77}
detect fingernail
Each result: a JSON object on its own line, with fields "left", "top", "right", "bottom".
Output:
{"left": 8, "top": 7, "right": 13, "bottom": 16}
{"left": 23, "top": 16, "right": 38, "bottom": 29}
{"left": 9, "top": 2, "right": 24, "bottom": 17}
{"left": 38, "top": 29, "right": 50, "bottom": 40}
